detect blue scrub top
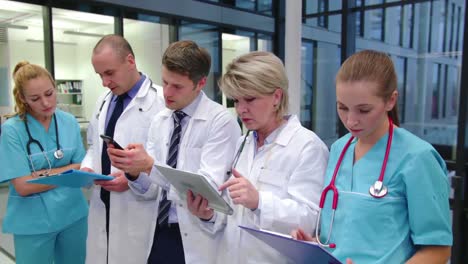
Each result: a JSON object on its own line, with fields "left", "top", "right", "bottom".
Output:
{"left": 320, "top": 128, "right": 452, "bottom": 263}
{"left": 0, "top": 109, "right": 88, "bottom": 235}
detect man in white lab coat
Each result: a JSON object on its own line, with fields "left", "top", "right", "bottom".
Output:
{"left": 107, "top": 40, "right": 240, "bottom": 264}
{"left": 81, "top": 35, "right": 165, "bottom": 264}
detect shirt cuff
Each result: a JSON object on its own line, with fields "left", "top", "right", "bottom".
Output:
{"left": 200, "top": 212, "right": 218, "bottom": 223}
{"left": 251, "top": 192, "right": 262, "bottom": 216}
{"left": 128, "top": 172, "right": 151, "bottom": 194}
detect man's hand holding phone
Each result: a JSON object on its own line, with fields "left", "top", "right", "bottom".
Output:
{"left": 106, "top": 141, "right": 154, "bottom": 178}
{"left": 100, "top": 134, "right": 124, "bottom": 150}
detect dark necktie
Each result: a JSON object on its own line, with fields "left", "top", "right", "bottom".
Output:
{"left": 157, "top": 110, "right": 187, "bottom": 226}
{"left": 100, "top": 93, "right": 127, "bottom": 240}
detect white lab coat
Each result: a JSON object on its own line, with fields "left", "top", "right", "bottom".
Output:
{"left": 81, "top": 77, "right": 165, "bottom": 264}
{"left": 211, "top": 115, "right": 329, "bottom": 264}
{"left": 128, "top": 92, "right": 240, "bottom": 263}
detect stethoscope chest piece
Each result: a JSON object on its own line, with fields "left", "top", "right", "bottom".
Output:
{"left": 54, "top": 149, "right": 64, "bottom": 160}
{"left": 369, "top": 180, "right": 388, "bottom": 198}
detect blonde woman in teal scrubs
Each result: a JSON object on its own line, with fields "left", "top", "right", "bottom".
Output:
{"left": 0, "top": 62, "right": 88, "bottom": 264}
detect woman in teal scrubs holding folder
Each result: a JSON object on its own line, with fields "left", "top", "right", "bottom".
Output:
{"left": 293, "top": 50, "right": 452, "bottom": 263}
{"left": 0, "top": 62, "right": 88, "bottom": 264}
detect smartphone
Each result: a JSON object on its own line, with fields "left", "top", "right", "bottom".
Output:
{"left": 100, "top": 134, "right": 124, "bottom": 150}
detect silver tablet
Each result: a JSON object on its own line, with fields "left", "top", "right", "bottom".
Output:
{"left": 155, "top": 165, "right": 234, "bottom": 215}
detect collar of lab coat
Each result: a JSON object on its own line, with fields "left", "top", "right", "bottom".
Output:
{"left": 133, "top": 73, "right": 152, "bottom": 99}
{"left": 159, "top": 91, "right": 210, "bottom": 121}
{"left": 265, "top": 115, "right": 302, "bottom": 147}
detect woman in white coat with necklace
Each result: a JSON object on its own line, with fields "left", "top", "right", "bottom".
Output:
{"left": 188, "top": 51, "right": 329, "bottom": 263}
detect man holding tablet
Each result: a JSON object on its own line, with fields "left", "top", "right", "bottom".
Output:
{"left": 107, "top": 40, "right": 240, "bottom": 264}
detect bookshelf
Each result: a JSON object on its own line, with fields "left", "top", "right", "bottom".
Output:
{"left": 56, "top": 80, "right": 83, "bottom": 118}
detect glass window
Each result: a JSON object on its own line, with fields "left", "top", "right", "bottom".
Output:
{"left": 328, "top": 14, "right": 342, "bottom": 33}
{"left": 447, "top": 66, "right": 459, "bottom": 117}
{"left": 304, "top": 0, "right": 341, "bottom": 32}
{"left": 364, "top": 8, "right": 383, "bottom": 40}
{"left": 393, "top": 56, "right": 406, "bottom": 122}
{"left": 257, "top": 33, "right": 273, "bottom": 52}
{"left": 300, "top": 40, "right": 341, "bottom": 147}
{"left": 51, "top": 8, "right": 114, "bottom": 122}
{"left": 384, "top": 6, "right": 401, "bottom": 46}
{"left": 179, "top": 22, "right": 221, "bottom": 103}
{"left": 401, "top": 4, "right": 413, "bottom": 48}
{"left": 317, "top": 0, "right": 328, "bottom": 28}
{"left": 430, "top": 0, "right": 446, "bottom": 53}
{"left": 365, "top": 0, "right": 383, "bottom": 6}
{"left": 363, "top": 0, "right": 384, "bottom": 41}
{"left": 329, "top": 1, "right": 342, "bottom": 11}
{"left": 304, "top": 0, "right": 320, "bottom": 27}
{"left": 355, "top": 1, "right": 364, "bottom": 37}
{"left": 221, "top": 33, "right": 251, "bottom": 73}
{"left": 0, "top": 0, "right": 44, "bottom": 116}
{"left": 431, "top": 63, "right": 441, "bottom": 119}
{"left": 456, "top": 6, "right": 462, "bottom": 58}
{"left": 123, "top": 17, "right": 171, "bottom": 89}
{"left": 352, "top": 0, "right": 465, "bottom": 160}
{"left": 0, "top": 0, "right": 46, "bottom": 258}
{"left": 300, "top": 41, "right": 314, "bottom": 130}
{"left": 235, "top": 0, "right": 254, "bottom": 11}
{"left": 199, "top": 0, "right": 273, "bottom": 16}
{"left": 220, "top": 32, "right": 251, "bottom": 128}
{"left": 257, "top": 0, "right": 273, "bottom": 16}
{"left": 403, "top": 58, "right": 418, "bottom": 123}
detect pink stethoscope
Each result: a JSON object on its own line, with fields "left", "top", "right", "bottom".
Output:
{"left": 315, "top": 117, "right": 394, "bottom": 249}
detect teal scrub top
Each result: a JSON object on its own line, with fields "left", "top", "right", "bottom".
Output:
{"left": 320, "top": 128, "right": 452, "bottom": 263}
{"left": 0, "top": 110, "right": 88, "bottom": 235}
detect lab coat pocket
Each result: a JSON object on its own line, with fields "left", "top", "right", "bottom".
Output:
{"left": 184, "top": 147, "right": 202, "bottom": 170}
{"left": 257, "top": 168, "right": 287, "bottom": 194}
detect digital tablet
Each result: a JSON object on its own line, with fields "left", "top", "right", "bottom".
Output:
{"left": 155, "top": 165, "right": 234, "bottom": 215}
{"left": 240, "top": 226, "right": 342, "bottom": 264}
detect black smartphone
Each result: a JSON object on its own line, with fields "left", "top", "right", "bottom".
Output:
{"left": 100, "top": 134, "right": 124, "bottom": 150}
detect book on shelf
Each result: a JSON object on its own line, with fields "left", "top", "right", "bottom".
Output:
{"left": 56, "top": 80, "right": 82, "bottom": 93}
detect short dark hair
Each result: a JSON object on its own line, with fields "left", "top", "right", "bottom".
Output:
{"left": 93, "top": 34, "right": 135, "bottom": 61}
{"left": 162, "top": 40, "right": 211, "bottom": 84}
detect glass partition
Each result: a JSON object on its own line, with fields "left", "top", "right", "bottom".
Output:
{"left": 0, "top": 1, "right": 44, "bottom": 258}
{"left": 0, "top": 0, "right": 44, "bottom": 117}
{"left": 179, "top": 22, "right": 221, "bottom": 102}
{"left": 200, "top": 0, "right": 273, "bottom": 16}
{"left": 124, "top": 17, "right": 170, "bottom": 89}
{"left": 51, "top": 8, "right": 114, "bottom": 124}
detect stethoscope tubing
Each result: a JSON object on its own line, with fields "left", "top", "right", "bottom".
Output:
{"left": 24, "top": 112, "right": 62, "bottom": 176}
{"left": 227, "top": 130, "right": 251, "bottom": 177}
{"left": 95, "top": 80, "right": 158, "bottom": 120}
{"left": 315, "top": 116, "right": 394, "bottom": 248}
{"left": 24, "top": 113, "right": 61, "bottom": 157}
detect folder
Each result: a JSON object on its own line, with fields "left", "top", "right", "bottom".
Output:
{"left": 239, "top": 226, "right": 342, "bottom": 264}
{"left": 155, "top": 165, "right": 234, "bottom": 215}
{"left": 27, "top": 169, "right": 113, "bottom": 188}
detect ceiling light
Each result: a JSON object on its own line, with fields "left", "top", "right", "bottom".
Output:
{"left": 0, "top": 23, "right": 28, "bottom": 30}
{"left": 63, "top": 30, "right": 105, "bottom": 37}
{"left": 26, "top": 38, "right": 76, "bottom": 46}
{"left": 222, "top": 33, "right": 248, "bottom": 41}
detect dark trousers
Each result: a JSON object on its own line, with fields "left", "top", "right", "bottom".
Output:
{"left": 147, "top": 223, "right": 185, "bottom": 264}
